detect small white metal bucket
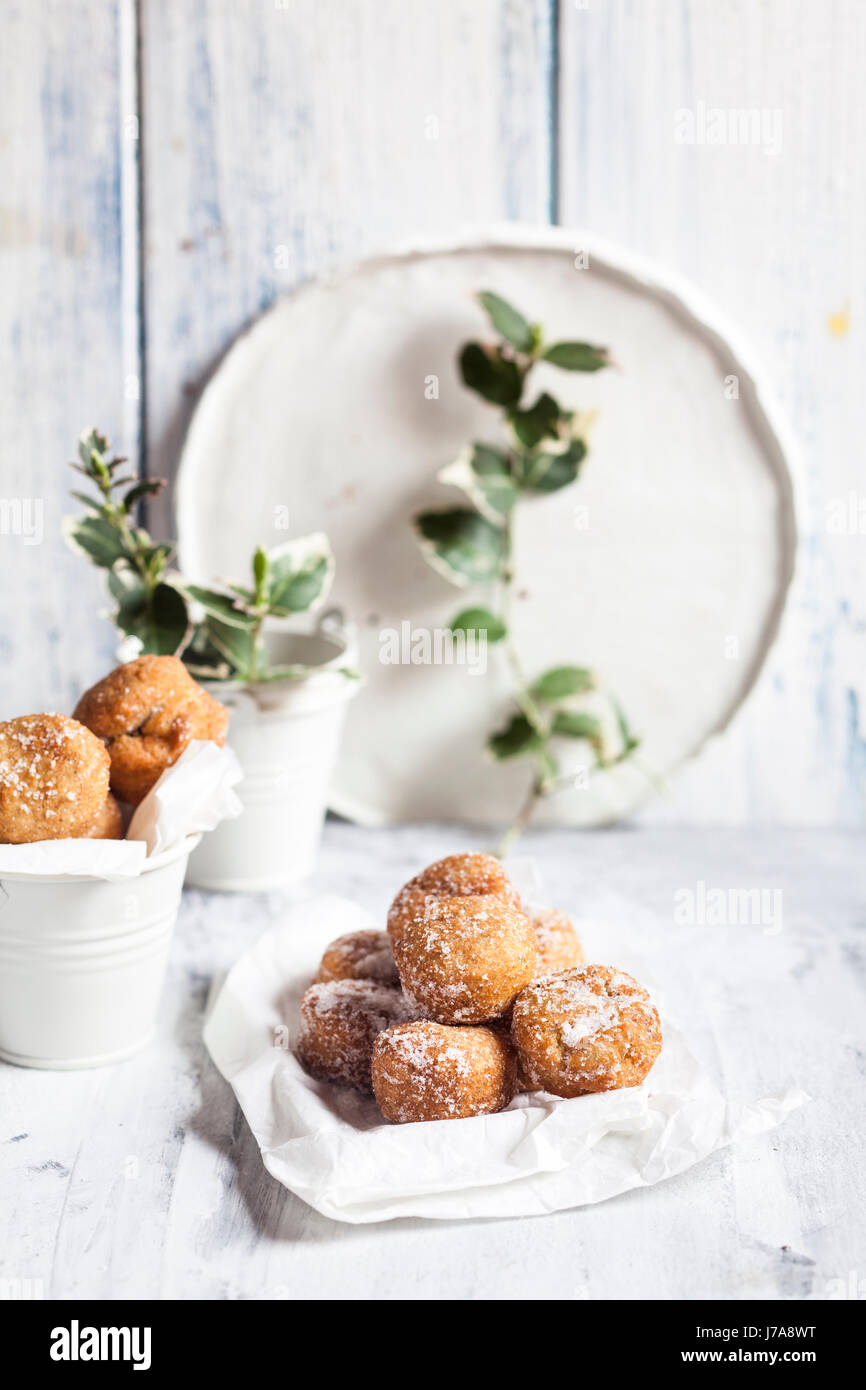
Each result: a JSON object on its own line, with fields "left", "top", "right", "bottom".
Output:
{"left": 185, "top": 613, "right": 359, "bottom": 892}
{"left": 0, "top": 834, "right": 200, "bottom": 1069}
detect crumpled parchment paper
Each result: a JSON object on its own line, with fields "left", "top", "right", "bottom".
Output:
{"left": 203, "top": 893, "right": 808, "bottom": 1224}
{"left": 0, "top": 740, "right": 242, "bottom": 880}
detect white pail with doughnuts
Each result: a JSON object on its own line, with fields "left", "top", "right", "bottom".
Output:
{"left": 185, "top": 612, "right": 359, "bottom": 892}
{"left": 0, "top": 834, "right": 199, "bottom": 1069}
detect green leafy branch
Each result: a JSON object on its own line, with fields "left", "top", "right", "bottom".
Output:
{"left": 65, "top": 428, "right": 336, "bottom": 683}
{"left": 63, "top": 429, "right": 188, "bottom": 656}
{"left": 412, "top": 291, "right": 639, "bottom": 854}
{"left": 181, "top": 536, "right": 335, "bottom": 683}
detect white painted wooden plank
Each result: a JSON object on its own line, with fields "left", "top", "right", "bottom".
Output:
{"left": 3, "top": 826, "right": 862, "bottom": 1299}
{"left": 557, "top": 0, "right": 866, "bottom": 828}
{"left": 139, "top": 0, "right": 555, "bottom": 535}
{"left": 0, "top": 0, "right": 139, "bottom": 715}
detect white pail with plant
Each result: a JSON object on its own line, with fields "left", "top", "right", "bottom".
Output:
{"left": 65, "top": 432, "right": 361, "bottom": 891}
{"left": 183, "top": 614, "right": 355, "bottom": 890}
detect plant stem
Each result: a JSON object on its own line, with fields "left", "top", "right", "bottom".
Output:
{"left": 500, "top": 510, "right": 546, "bottom": 731}
{"left": 492, "top": 774, "right": 543, "bottom": 860}
{"left": 248, "top": 616, "right": 264, "bottom": 683}
{"left": 491, "top": 506, "right": 552, "bottom": 858}
{"left": 629, "top": 750, "right": 670, "bottom": 798}
{"left": 118, "top": 513, "right": 157, "bottom": 591}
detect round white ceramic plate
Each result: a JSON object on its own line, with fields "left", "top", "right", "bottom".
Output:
{"left": 176, "top": 227, "right": 798, "bottom": 827}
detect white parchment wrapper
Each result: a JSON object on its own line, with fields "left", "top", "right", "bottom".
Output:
{"left": 126, "top": 740, "right": 243, "bottom": 856}
{"left": 0, "top": 741, "right": 242, "bottom": 880}
{"left": 203, "top": 893, "right": 809, "bottom": 1224}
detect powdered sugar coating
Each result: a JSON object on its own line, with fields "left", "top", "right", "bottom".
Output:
{"left": 391, "top": 893, "right": 536, "bottom": 1025}
{"left": 512, "top": 963, "right": 662, "bottom": 1098}
{"left": 74, "top": 655, "right": 229, "bottom": 805}
{"left": 316, "top": 929, "right": 399, "bottom": 987}
{"left": 387, "top": 852, "right": 521, "bottom": 948}
{"left": 530, "top": 907, "right": 585, "bottom": 978}
{"left": 296, "top": 978, "right": 418, "bottom": 1091}
{"left": 372, "top": 1020, "right": 517, "bottom": 1123}
{"left": 0, "top": 714, "right": 110, "bottom": 843}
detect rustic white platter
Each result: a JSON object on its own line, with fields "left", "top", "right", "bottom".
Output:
{"left": 176, "top": 228, "right": 798, "bottom": 826}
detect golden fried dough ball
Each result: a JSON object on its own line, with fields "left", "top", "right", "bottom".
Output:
{"left": 530, "top": 907, "right": 585, "bottom": 977}
{"left": 392, "top": 894, "right": 536, "bottom": 1025}
{"left": 411, "top": 852, "right": 522, "bottom": 904}
{"left": 74, "top": 655, "right": 229, "bottom": 805}
{"left": 372, "top": 1020, "right": 517, "bottom": 1123}
{"left": 387, "top": 851, "right": 521, "bottom": 949}
{"left": 0, "top": 714, "right": 110, "bottom": 843}
{"left": 315, "top": 929, "right": 399, "bottom": 987}
{"left": 511, "top": 964, "right": 662, "bottom": 1098}
{"left": 84, "top": 792, "right": 125, "bottom": 840}
{"left": 296, "top": 979, "right": 417, "bottom": 1091}
{"left": 492, "top": 908, "right": 586, "bottom": 1048}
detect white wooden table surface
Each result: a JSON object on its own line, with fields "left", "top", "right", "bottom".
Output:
{"left": 1, "top": 823, "right": 862, "bottom": 1302}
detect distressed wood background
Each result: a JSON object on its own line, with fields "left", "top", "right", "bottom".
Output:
{"left": 1, "top": 0, "right": 864, "bottom": 827}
